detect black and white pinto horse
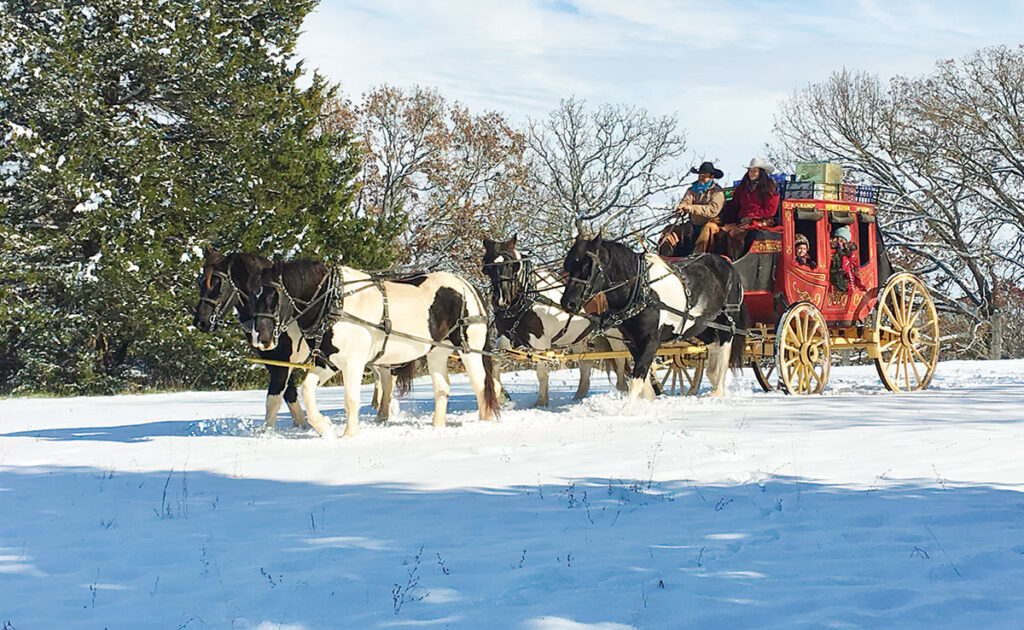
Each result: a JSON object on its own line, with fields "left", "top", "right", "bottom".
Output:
{"left": 249, "top": 260, "right": 501, "bottom": 438}
{"left": 483, "top": 236, "right": 628, "bottom": 405}
{"left": 561, "top": 234, "right": 748, "bottom": 400}
{"left": 193, "top": 250, "right": 314, "bottom": 429}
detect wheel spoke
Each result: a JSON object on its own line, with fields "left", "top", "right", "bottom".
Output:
{"left": 879, "top": 324, "right": 900, "bottom": 337}
{"left": 885, "top": 343, "right": 903, "bottom": 370}
{"left": 908, "top": 353, "right": 923, "bottom": 387}
{"left": 880, "top": 337, "right": 901, "bottom": 353}
{"left": 809, "top": 318, "right": 822, "bottom": 342}
{"left": 909, "top": 343, "right": 931, "bottom": 367}
{"left": 882, "top": 300, "right": 901, "bottom": 328}
{"left": 898, "top": 279, "right": 911, "bottom": 324}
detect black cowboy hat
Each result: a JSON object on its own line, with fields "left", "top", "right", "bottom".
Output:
{"left": 690, "top": 161, "right": 724, "bottom": 179}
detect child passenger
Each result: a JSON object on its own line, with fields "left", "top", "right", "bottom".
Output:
{"left": 829, "top": 225, "right": 863, "bottom": 293}
{"left": 795, "top": 233, "right": 816, "bottom": 269}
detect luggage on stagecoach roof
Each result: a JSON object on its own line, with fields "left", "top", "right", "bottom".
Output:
{"left": 795, "top": 161, "right": 844, "bottom": 185}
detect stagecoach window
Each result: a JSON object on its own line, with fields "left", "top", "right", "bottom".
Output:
{"left": 794, "top": 215, "right": 819, "bottom": 261}
{"left": 858, "top": 217, "right": 872, "bottom": 267}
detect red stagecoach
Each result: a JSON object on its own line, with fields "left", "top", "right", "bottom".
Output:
{"left": 732, "top": 197, "right": 941, "bottom": 394}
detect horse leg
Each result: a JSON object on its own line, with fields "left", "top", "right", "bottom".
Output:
{"left": 301, "top": 367, "right": 335, "bottom": 437}
{"left": 534, "top": 361, "right": 550, "bottom": 407}
{"left": 283, "top": 369, "right": 308, "bottom": 428}
{"left": 706, "top": 340, "right": 732, "bottom": 397}
{"left": 460, "top": 352, "right": 494, "bottom": 422}
{"left": 375, "top": 366, "right": 394, "bottom": 423}
{"left": 263, "top": 365, "right": 288, "bottom": 429}
{"left": 627, "top": 338, "right": 660, "bottom": 402}
{"left": 614, "top": 357, "right": 629, "bottom": 392}
{"left": 371, "top": 375, "right": 382, "bottom": 411}
{"left": 339, "top": 359, "right": 366, "bottom": 438}
{"left": 574, "top": 359, "right": 592, "bottom": 400}
{"left": 426, "top": 350, "right": 451, "bottom": 428}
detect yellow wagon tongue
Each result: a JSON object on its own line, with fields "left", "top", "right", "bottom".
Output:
{"left": 245, "top": 357, "right": 316, "bottom": 370}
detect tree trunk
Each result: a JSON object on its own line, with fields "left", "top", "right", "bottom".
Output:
{"left": 990, "top": 312, "right": 1004, "bottom": 360}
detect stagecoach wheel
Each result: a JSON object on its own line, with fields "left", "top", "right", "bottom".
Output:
{"left": 650, "top": 354, "right": 705, "bottom": 396}
{"left": 776, "top": 302, "right": 831, "bottom": 395}
{"left": 751, "top": 355, "right": 778, "bottom": 392}
{"left": 873, "top": 273, "right": 940, "bottom": 392}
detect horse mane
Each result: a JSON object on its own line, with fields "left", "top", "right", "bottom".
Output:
{"left": 276, "top": 259, "right": 329, "bottom": 300}
{"left": 597, "top": 239, "right": 641, "bottom": 282}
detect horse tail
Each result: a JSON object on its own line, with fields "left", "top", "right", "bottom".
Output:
{"left": 394, "top": 361, "right": 415, "bottom": 397}
{"left": 482, "top": 353, "right": 502, "bottom": 420}
{"left": 730, "top": 302, "right": 749, "bottom": 370}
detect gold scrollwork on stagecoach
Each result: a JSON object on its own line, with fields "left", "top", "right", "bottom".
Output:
{"left": 826, "top": 290, "right": 849, "bottom": 308}
{"left": 790, "top": 282, "right": 819, "bottom": 306}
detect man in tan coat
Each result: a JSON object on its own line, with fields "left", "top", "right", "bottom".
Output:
{"left": 659, "top": 161, "right": 726, "bottom": 256}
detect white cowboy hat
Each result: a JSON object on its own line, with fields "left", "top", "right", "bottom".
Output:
{"left": 744, "top": 157, "right": 775, "bottom": 174}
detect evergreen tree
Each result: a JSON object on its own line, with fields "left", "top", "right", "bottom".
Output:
{"left": 0, "top": 0, "right": 403, "bottom": 394}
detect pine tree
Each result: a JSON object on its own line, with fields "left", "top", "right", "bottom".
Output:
{"left": 0, "top": 0, "right": 403, "bottom": 394}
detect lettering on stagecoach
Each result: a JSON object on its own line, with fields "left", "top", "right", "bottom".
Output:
{"left": 749, "top": 240, "right": 782, "bottom": 254}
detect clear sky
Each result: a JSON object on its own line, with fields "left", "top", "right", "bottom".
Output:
{"left": 296, "top": 0, "right": 1024, "bottom": 184}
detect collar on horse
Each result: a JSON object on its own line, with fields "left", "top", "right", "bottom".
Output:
{"left": 564, "top": 249, "right": 653, "bottom": 345}
{"left": 254, "top": 266, "right": 345, "bottom": 365}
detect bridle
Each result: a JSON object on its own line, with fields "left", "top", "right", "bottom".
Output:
{"left": 197, "top": 268, "right": 248, "bottom": 331}
{"left": 565, "top": 249, "right": 608, "bottom": 310}
{"left": 563, "top": 243, "right": 652, "bottom": 341}
{"left": 484, "top": 252, "right": 533, "bottom": 315}
{"left": 252, "top": 267, "right": 343, "bottom": 353}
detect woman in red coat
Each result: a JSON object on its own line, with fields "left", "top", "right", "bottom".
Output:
{"left": 721, "top": 157, "right": 780, "bottom": 258}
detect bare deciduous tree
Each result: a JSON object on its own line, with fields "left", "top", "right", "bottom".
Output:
{"left": 323, "top": 86, "right": 533, "bottom": 271}
{"left": 525, "top": 98, "right": 688, "bottom": 247}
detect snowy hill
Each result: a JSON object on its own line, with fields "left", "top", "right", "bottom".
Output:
{"left": 2, "top": 361, "right": 1023, "bottom": 629}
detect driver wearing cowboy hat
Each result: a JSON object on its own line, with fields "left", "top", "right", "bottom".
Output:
{"left": 659, "top": 161, "right": 726, "bottom": 256}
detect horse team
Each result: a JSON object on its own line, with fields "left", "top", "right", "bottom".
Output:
{"left": 192, "top": 230, "right": 748, "bottom": 438}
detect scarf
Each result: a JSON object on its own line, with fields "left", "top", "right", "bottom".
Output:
{"left": 691, "top": 180, "right": 714, "bottom": 195}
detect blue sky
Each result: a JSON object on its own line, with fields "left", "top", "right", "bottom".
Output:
{"left": 296, "top": 0, "right": 1024, "bottom": 183}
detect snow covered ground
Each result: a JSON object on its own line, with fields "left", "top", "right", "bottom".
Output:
{"left": 2, "top": 360, "right": 1023, "bottom": 629}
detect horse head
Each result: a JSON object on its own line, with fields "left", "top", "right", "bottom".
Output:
{"left": 193, "top": 250, "right": 272, "bottom": 333}
{"left": 249, "top": 259, "right": 328, "bottom": 351}
{"left": 193, "top": 249, "right": 236, "bottom": 332}
{"left": 482, "top": 234, "right": 525, "bottom": 309}
{"left": 249, "top": 261, "right": 292, "bottom": 352}
{"left": 560, "top": 233, "right": 606, "bottom": 314}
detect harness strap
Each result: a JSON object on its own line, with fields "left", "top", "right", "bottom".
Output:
{"left": 369, "top": 278, "right": 392, "bottom": 365}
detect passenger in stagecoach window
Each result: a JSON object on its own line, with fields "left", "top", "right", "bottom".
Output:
{"left": 721, "top": 157, "right": 781, "bottom": 259}
{"left": 795, "top": 233, "right": 816, "bottom": 269}
{"left": 829, "top": 225, "right": 863, "bottom": 293}
{"left": 658, "top": 161, "right": 726, "bottom": 257}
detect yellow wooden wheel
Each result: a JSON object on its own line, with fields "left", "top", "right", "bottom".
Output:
{"left": 873, "top": 273, "right": 940, "bottom": 391}
{"left": 651, "top": 353, "right": 705, "bottom": 396}
{"left": 776, "top": 302, "right": 831, "bottom": 395}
